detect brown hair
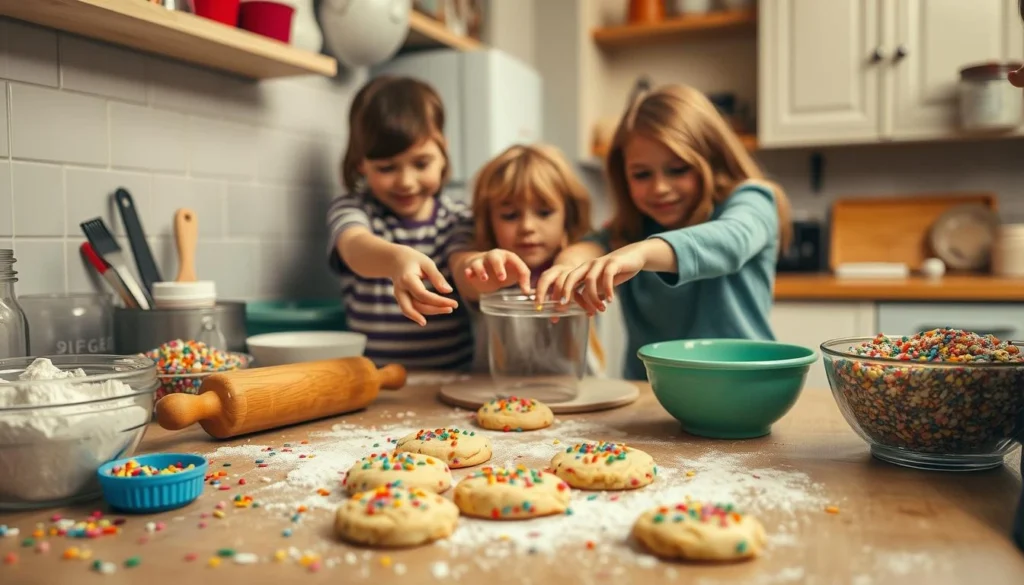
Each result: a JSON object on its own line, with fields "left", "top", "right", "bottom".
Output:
{"left": 471, "top": 144, "right": 593, "bottom": 251}
{"left": 341, "top": 76, "right": 450, "bottom": 193}
{"left": 604, "top": 84, "right": 793, "bottom": 253}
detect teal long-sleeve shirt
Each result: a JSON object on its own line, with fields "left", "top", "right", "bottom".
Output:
{"left": 586, "top": 181, "right": 780, "bottom": 380}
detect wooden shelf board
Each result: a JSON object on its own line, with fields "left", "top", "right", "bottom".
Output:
{"left": 593, "top": 9, "right": 756, "bottom": 48}
{"left": 404, "top": 11, "right": 482, "bottom": 51}
{"left": 0, "top": 0, "right": 337, "bottom": 79}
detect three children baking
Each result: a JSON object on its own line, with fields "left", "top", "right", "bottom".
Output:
{"left": 327, "top": 74, "right": 789, "bottom": 380}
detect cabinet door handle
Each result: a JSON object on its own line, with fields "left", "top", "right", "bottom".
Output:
{"left": 894, "top": 45, "right": 908, "bottom": 61}
{"left": 870, "top": 48, "right": 886, "bottom": 63}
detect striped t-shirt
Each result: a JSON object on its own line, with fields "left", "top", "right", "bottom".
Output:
{"left": 326, "top": 191, "right": 475, "bottom": 370}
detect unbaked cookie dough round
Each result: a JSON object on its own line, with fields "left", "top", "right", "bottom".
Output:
{"left": 453, "top": 465, "right": 571, "bottom": 520}
{"left": 394, "top": 427, "right": 492, "bottom": 468}
{"left": 476, "top": 396, "right": 554, "bottom": 432}
{"left": 549, "top": 441, "right": 656, "bottom": 490}
{"left": 334, "top": 485, "right": 459, "bottom": 548}
{"left": 343, "top": 451, "right": 452, "bottom": 495}
{"left": 631, "top": 501, "right": 767, "bottom": 562}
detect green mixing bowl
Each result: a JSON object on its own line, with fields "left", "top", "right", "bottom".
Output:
{"left": 637, "top": 339, "right": 818, "bottom": 439}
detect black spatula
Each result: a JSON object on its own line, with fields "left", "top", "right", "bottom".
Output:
{"left": 114, "top": 187, "right": 162, "bottom": 294}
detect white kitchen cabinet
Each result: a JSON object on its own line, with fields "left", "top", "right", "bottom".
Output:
{"left": 888, "top": 0, "right": 1023, "bottom": 140}
{"left": 759, "top": 0, "right": 1024, "bottom": 148}
{"left": 770, "top": 301, "right": 878, "bottom": 391}
{"left": 758, "top": 0, "right": 881, "bottom": 146}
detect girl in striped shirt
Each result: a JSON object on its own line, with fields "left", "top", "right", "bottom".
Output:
{"left": 325, "top": 76, "right": 475, "bottom": 371}
{"left": 451, "top": 144, "right": 607, "bottom": 376}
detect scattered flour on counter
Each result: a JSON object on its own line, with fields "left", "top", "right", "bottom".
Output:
{"left": 0, "top": 357, "right": 149, "bottom": 502}
{"left": 211, "top": 413, "right": 828, "bottom": 571}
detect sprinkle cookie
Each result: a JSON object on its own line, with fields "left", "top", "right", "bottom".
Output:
{"left": 549, "top": 441, "right": 656, "bottom": 490}
{"left": 334, "top": 485, "right": 459, "bottom": 548}
{"left": 394, "top": 428, "right": 492, "bottom": 468}
{"left": 453, "top": 465, "right": 571, "bottom": 520}
{"left": 827, "top": 329, "right": 1024, "bottom": 454}
{"left": 632, "top": 501, "right": 766, "bottom": 562}
{"left": 476, "top": 396, "right": 554, "bottom": 432}
{"left": 343, "top": 451, "right": 452, "bottom": 495}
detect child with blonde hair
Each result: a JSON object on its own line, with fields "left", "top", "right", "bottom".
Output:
{"left": 535, "top": 84, "right": 793, "bottom": 380}
{"left": 452, "top": 144, "right": 606, "bottom": 376}
{"left": 326, "top": 75, "right": 475, "bottom": 370}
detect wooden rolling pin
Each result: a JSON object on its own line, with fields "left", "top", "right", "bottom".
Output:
{"left": 155, "top": 357, "right": 407, "bottom": 439}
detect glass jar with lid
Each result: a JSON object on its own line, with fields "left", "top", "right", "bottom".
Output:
{"left": 0, "top": 249, "right": 30, "bottom": 359}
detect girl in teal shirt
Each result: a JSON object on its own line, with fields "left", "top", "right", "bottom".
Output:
{"left": 535, "top": 84, "right": 795, "bottom": 381}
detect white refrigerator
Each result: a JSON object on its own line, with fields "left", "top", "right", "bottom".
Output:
{"left": 371, "top": 48, "right": 543, "bottom": 197}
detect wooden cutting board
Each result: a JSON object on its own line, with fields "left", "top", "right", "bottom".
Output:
{"left": 829, "top": 193, "right": 998, "bottom": 272}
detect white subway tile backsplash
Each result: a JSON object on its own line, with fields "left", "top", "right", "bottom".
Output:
{"left": 65, "top": 168, "right": 150, "bottom": 238}
{"left": 12, "top": 162, "right": 63, "bottom": 236}
{"left": 257, "top": 129, "right": 318, "bottom": 185}
{"left": 194, "top": 241, "right": 259, "bottom": 300}
{"left": 0, "top": 82, "right": 8, "bottom": 157}
{"left": 0, "top": 20, "right": 59, "bottom": 88}
{"left": 0, "top": 162, "right": 11, "bottom": 236}
{"left": 148, "top": 176, "right": 225, "bottom": 239}
{"left": 225, "top": 183, "right": 287, "bottom": 237}
{"left": 13, "top": 239, "right": 66, "bottom": 295}
{"left": 187, "top": 117, "right": 259, "bottom": 180}
{"left": 147, "top": 57, "right": 263, "bottom": 124}
{"left": 59, "top": 35, "right": 146, "bottom": 103}
{"left": 9, "top": 84, "right": 108, "bottom": 166}
{"left": 110, "top": 102, "right": 187, "bottom": 173}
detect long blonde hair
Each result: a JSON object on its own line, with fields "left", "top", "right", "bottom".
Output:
{"left": 472, "top": 144, "right": 592, "bottom": 251}
{"left": 604, "top": 84, "right": 792, "bottom": 252}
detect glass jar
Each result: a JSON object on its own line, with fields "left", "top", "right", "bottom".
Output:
{"left": 0, "top": 249, "right": 30, "bottom": 359}
{"left": 958, "top": 61, "right": 1024, "bottom": 131}
{"left": 18, "top": 293, "right": 115, "bottom": 356}
{"left": 479, "top": 291, "right": 590, "bottom": 403}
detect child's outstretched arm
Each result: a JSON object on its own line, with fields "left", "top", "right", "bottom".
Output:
{"left": 450, "top": 249, "right": 532, "bottom": 302}
{"left": 534, "top": 240, "right": 606, "bottom": 305}
{"left": 562, "top": 184, "right": 777, "bottom": 314}
{"left": 335, "top": 226, "right": 458, "bottom": 327}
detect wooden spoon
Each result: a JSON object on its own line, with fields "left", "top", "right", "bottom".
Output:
{"left": 174, "top": 208, "right": 198, "bottom": 282}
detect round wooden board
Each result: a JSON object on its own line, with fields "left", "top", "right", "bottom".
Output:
{"left": 437, "top": 377, "right": 641, "bottom": 414}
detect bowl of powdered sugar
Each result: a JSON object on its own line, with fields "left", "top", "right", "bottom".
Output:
{"left": 0, "top": 355, "right": 158, "bottom": 509}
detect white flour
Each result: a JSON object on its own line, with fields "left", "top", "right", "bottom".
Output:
{"left": 211, "top": 412, "right": 828, "bottom": 576}
{"left": 0, "top": 358, "right": 149, "bottom": 503}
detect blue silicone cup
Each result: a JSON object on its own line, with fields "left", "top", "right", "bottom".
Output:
{"left": 96, "top": 453, "right": 208, "bottom": 513}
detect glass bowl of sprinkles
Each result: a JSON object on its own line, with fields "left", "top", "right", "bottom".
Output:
{"left": 143, "top": 339, "right": 253, "bottom": 400}
{"left": 820, "top": 328, "right": 1024, "bottom": 471}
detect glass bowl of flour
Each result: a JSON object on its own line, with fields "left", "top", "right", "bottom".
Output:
{"left": 0, "top": 355, "right": 158, "bottom": 509}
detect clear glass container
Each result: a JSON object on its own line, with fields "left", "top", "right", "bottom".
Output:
{"left": 479, "top": 291, "right": 590, "bottom": 403}
{"left": 0, "top": 250, "right": 29, "bottom": 360}
{"left": 0, "top": 354, "right": 158, "bottom": 509}
{"left": 820, "top": 336, "right": 1024, "bottom": 472}
{"left": 18, "top": 293, "right": 115, "bottom": 356}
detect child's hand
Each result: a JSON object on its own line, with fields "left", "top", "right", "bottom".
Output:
{"left": 534, "top": 263, "right": 576, "bottom": 305}
{"left": 390, "top": 248, "right": 459, "bottom": 326}
{"left": 560, "top": 243, "right": 647, "bottom": 314}
{"left": 463, "top": 249, "right": 532, "bottom": 295}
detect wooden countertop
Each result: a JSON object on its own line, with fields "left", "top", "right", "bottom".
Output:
{"left": 1, "top": 378, "right": 1022, "bottom": 584}
{"left": 775, "top": 274, "right": 1024, "bottom": 302}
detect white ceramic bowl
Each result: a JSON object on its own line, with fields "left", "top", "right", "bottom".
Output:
{"left": 245, "top": 331, "right": 367, "bottom": 367}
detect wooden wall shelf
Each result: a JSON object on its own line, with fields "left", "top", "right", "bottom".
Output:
{"left": 0, "top": 0, "right": 337, "bottom": 79}
{"left": 404, "top": 11, "right": 482, "bottom": 52}
{"left": 593, "top": 9, "right": 756, "bottom": 48}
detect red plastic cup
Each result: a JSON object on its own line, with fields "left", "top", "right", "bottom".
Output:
{"left": 238, "top": 1, "right": 295, "bottom": 43}
{"left": 192, "top": 0, "right": 241, "bottom": 26}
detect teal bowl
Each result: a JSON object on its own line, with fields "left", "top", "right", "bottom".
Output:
{"left": 637, "top": 339, "right": 818, "bottom": 439}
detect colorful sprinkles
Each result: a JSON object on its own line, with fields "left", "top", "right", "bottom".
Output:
{"left": 651, "top": 502, "right": 745, "bottom": 527}
{"left": 351, "top": 484, "right": 434, "bottom": 515}
{"left": 144, "top": 339, "right": 247, "bottom": 399}
{"left": 827, "top": 329, "right": 1024, "bottom": 453}
{"left": 563, "top": 441, "right": 631, "bottom": 464}
{"left": 106, "top": 459, "right": 196, "bottom": 477}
